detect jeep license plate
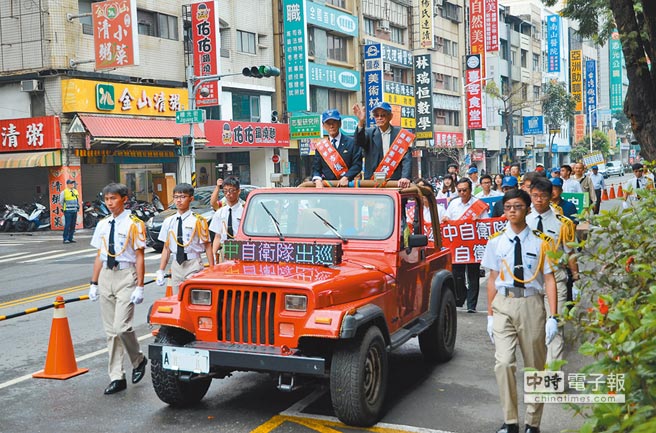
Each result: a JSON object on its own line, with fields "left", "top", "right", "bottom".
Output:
{"left": 161, "top": 347, "right": 210, "bottom": 374}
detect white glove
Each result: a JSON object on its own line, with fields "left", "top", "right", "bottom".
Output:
{"left": 155, "top": 269, "right": 166, "bottom": 286}
{"left": 545, "top": 317, "right": 559, "bottom": 345}
{"left": 487, "top": 315, "right": 495, "bottom": 344}
{"left": 572, "top": 280, "right": 582, "bottom": 300}
{"left": 88, "top": 284, "right": 99, "bottom": 302}
{"left": 130, "top": 286, "right": 144, "bottom": 304}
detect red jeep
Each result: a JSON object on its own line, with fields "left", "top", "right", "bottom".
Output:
{"left": 148, "top": 182, "right": 458, "bottom": 426}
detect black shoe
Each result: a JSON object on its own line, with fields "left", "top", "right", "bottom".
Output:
{"left": 69, "top": 239, "right": 77, "bottom": 243}
{"left": 63, "top": 240, "right": 71, "bottom": 244}
{"left": 467, "top": 309, "right": 477, "bottom": 313}
{"left": 104, "top": 379, "right": 127, "bottom": 395}
{"left": 132, "top": 356, "right": 147, "bottom": 384}
{"left": 497, "top": 423, "right": 519, "bottom": 433}
{"left": 524, "top": 426, "right": 540, "bottom": 433}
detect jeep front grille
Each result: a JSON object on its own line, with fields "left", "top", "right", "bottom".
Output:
{"left": 217, "top": 289, "right": 276, "bottom": 345}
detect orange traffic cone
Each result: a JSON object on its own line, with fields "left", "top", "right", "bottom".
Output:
{"left": 601, "top": 187, "right": 609, "bottom": 201}
{"left": 617, "top": 183, "right": 623, "bottom": 197}
{"left": 608, "top": 184, "right": 616, "bottom": 200}
{"left": 33, "top": 297, "right": 89, "bottom": 380}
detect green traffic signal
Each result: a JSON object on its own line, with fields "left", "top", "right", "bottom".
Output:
{"left": 242, "top": 65, "right": 280, "bottom": 78}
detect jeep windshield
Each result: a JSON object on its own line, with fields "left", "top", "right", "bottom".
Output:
{"left": 242, "top": 192, "right": 394, "bottom": 240}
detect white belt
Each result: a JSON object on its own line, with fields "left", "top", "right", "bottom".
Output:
{"left": 104, "top": 261, "right": 135, "bottom": 270}
{"left": 497, "top": 286, "right": 540, "bottom": 298}
{"left": 172, "top": 252, "right": 201, "bottom": 260}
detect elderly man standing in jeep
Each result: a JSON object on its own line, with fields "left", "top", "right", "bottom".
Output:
{"left": 352, "top": 101, "right": 412, "bottom": 188}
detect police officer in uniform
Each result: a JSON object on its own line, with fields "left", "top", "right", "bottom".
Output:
{"left": 88, "top": 183, "right": 148, "bottom": 395}
{"left": 156, "top": 183, "right": 214, "bottom": 293}
{"left": 60, "top": 179, "right": 80, "bottom": 243}
{"left": 482, "top": 189, "right": 559, "bottom": 433}
{"left": 527, "top": 177, "right": 578, "bottom": 363}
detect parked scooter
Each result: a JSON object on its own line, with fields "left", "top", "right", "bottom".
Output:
{"left": 5, "top": 204, "right": 30, "bottom": 232}
{"left": 152, "top": 194, "right": 165, "bottom": 212}
{"left": 26, "top": 202, "right": 50, "bottom": 231}
{"left": 83, "top": 201, "right": 99, "bottom": 228}
{"left": 0, "top": 204, "right": 13, "bottom": 232}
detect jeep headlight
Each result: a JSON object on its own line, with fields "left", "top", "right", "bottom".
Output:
{"left": 285, "top": 294, "right": 307, "bottom": 312}
{"left": 190, "top": 289, "right": 211, "bottom": 305}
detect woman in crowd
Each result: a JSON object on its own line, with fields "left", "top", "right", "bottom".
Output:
{"left": 436, "top": 175, "right": 456, "bottom": 200}
{"left": 493, "top": 173, "right": 504, "bottom": 192}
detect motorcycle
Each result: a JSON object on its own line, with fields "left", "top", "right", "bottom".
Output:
{"left": 0, "top": 204, "right": 13, "bottom": 232}
{"left": 5, "top": 204, "right": 30, "bottom": 232}
{"left": 26, "top": 202, "right": 50, "bottom": 231}
{"left": 152, "top": 194, "right": 165, "bottom": 212}
{"left": 83, "top": 201, "right": 99, "bottom": 228}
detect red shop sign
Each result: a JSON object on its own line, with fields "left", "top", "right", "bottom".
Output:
{"left": 0, "top": 116, "right": 62, "bottom": 153}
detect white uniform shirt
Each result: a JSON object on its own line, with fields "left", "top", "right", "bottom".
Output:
{"left": 589, "top": 172, "right": 605, "bottom": 190}
{"left": 445, "top": 196, "right": 483, "bottom": 220}
{"left": 562, "top": 177, "right": 583, "bottom": 193}
{"left": 475, "top": 189, "right": 503, "bottom": 198}
{"left": 481, "top": 225, "right": 553, "bottom": 292}
{"left": 158, "top": 210, "right": 209, "bottom": 255}
{"left": 526, "top": 207, "right": 572, "bottom": 253}
{"left": 91, "top": 210, "right": 146, "bottom": 264}
{"left": 209, "top": 200, "right": 244, "bottom": 243}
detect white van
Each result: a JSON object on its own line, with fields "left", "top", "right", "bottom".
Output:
{"left": 605, "top": 161, "right": 624, "bottom": 177}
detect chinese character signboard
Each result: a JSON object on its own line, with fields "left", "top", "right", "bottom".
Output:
{"left": 469, "top": 0, "right": 484, "bottom": 55}
{"left": 306, "top": 2, "right": 357, "bottom": 37}
{"left": 419, "top": 0, "right": 434, "bottom": 49}
{"left": 377, "top": 43, "right": 413, "bottom": 68}
{"left": 289, "top": 114, "right": 321, "bottom": 139}
{"left": 465, "top": 54, "right": 485, "bottom": 130}
{"left": 432, "top": 132, "right": 464, "bottom": 148}
{"left": 384, "top": 80, "right": 416, "bottom": 128}
{"left": 224, "top": 240, "right": 343, "bottom": 266}
{"left": 522, "top": 116, "right": 544, "bottom": 135}
{"left": 62, "top": 79, "right": 186, "bottom": 117}
{"left": 283, "top": 0, "right": 310, "bottom": 112}
{"left": 92, "top": 0, "right": 139, "bottom": 70}
{"left": 308, "top": 63, "right": 360, "bottom": 91}
{"left": 574, "top": 114, "right": 586, "bottom": 143}
{"left": 205, "top": 120, "right": 290, "bottom": 147}
{"left": 609, "top": 29, "right": 623, "bottom": 113}
{"left": 49, "top": 166, "right": 83, "bottom": 231}
{"left": 570, "top": 50, "right": 583, "bottom": 112}
{"left": 586, "top": 60, "right": 597, "bottom": 127}
{"left": 546, "top": 15, "right": 560, "bottom": 73}
{"left": 441, "top": 217, "right": 507, "bottom": 264}
{"left": 414, "top": 54, "right": 434, "bottom": 140}
{"left": 0, "top": 116, "right": 61, "bottom": 152}
{"left": 363, "top": 43, "right": 383, "bottom": 128}
{"left": 192, "top": 1, "right": 221, "bottom": 107}
{"left": 484, "top": 0, "right": 499, "bottom": 52}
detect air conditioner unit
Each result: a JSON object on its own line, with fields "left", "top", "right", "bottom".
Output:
{"left": 377, "top": 19, "right": 390, "bottom": 33}
{"left": 20, "top": 80, "right": 42, "bottom": 92}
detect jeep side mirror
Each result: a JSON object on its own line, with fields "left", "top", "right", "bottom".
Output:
{"left": 407, "top": 234, "right": 428, "bottom": 248}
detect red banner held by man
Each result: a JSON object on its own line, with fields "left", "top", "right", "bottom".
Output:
{"left": 441, "top": 217, "right": 507, "bottom": 264}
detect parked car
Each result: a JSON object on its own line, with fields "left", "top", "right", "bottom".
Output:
{"left": 605, "top": 161, "right": 624, "bottom": 177}
{"left": 145, "top": 185, "right": 259, "bottom": 252}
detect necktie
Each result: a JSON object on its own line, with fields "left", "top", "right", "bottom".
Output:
{"left": 107, "top": 220, "right": 116, "bottom": 269}
{"left": 513, "top": 236, "right": 525, "bottom": 288}
{"left": 331, "top": 137, "right": 337, "bottom": 150}
{"left": 537, "top": 215, "right": 544, "bottom": 232}
{"left": 636, "top": 178, "right": 641, "bottom": 189}
{"left": 227, "top": 208, "right": 234, "bottom": 238}
{"left": 176, "top": 216, "right": 186, "bottom": 265}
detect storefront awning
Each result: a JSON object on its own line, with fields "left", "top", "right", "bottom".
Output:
{"left": 0, "top": 150, "right": 62, "bottom": 169}
{"left": 76, "top": 115, "right": 205, "bottom": 142}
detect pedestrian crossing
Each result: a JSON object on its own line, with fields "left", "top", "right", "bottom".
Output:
{"left": 0, "top": 245, "right": 161, "bottom": 264}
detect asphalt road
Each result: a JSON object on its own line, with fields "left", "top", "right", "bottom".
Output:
{"left": 0, "top": 180, "right": 631, "bottom": 433}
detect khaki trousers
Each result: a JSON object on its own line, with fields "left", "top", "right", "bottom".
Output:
{"left": 492, "top": 293, "right": 547, "bottom": 427}
{"left": 544, "top": 267, "right": 568, "bottom": 364}
{"left": 171, "top": 257, "right": 204, "bottom": 293}
{"left": 99, "top": 266, "right": 144, "bottom": 381}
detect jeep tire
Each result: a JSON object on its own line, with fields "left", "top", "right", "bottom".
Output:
{"left": 151, "top": 326, "right": 212, "bottom": 406}
{"left": 330, "top": 326, "right": 388, "bottom": 427}
{"left": 419, "top": 289, "right": 457, "bottom": 362}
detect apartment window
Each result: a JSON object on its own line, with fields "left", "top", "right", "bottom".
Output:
{"left": 444, "top": 76, "right": 452, "bottom": 91}
{"left": 137, "top": 10, "right": 178, "bottom": 40}
{"left": 327, "top": 34, "right": 347, "bottom": 62}
{"left": 328, "top": 90, "right": 350, "bottom": 115}
{"left": 441, "top": 2, "right": 462, "bottom": 23}
{"left": 521, "top": 49, "right": 527, "bottom": 68}
{"left": 510, "top": 50, "right": 517, "bottom": 65}
{"left": 451, "top": 41, "right": 458, "bottom": 57}
{"left": 441, "top": 40, "right": 450, "bottom": 56}
{"left": 533, "top": 85, "right": 540, "bottom": 101}
{"left": 137, "top": 10, "right": 156, "bottom": 36}
{"left": 364, "top": 18, "right": 376, "bottom": 36}
{"left": 453, "top": 76, "right": 459, "bottom": 89}
{"left": 326, "top": 0, "right": 346, "bottom": 7}
{"left": 390, "top": 67, "right": 405, "bottom": 83}
{"left": 237, "top": 30, "right": 256, "bottom": 54}
{"left": 500, "top": 40, "right": 508, "bottom": 60}
{"left": 232, "top": 93, "right": 260, "bottom": 122}
{"left": 533, "top": 53, "right": 540, "bottom": 71}
{"left": 522, "top": 85, "right": 528, "bottom": 100}
{"left": 390, "top": 26, "right": 404, "bottom": 44}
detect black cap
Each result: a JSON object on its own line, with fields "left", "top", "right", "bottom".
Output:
{"left": 66, "top": 179, "right": 76, "bottom": 184}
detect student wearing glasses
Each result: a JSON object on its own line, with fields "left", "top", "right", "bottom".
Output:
{"left": 209, "top": 177, "right": 244, "bottom": 261}
{"left": 352, "top": 101, "right": 412, "bottom": 188}
{"left": 623, "top": 162, "right": 653, "bottom": 208}
{"left": 155, "top": 183, "right": 214, "bottom": 293}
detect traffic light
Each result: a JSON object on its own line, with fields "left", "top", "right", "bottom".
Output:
{"left": 271, "top": 110, "right": 279, "bottom": 123}
{"left": 174, "top": 135, "right": 194, "bottom": 156}
{"left": 242, "top": 65, "right": 281, "bottom": 78}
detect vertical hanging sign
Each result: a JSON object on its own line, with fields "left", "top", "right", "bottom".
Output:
{"left": 92, "top": 0, "right": 139, "bottom": 70}
{"left": 414, "top": 54, "right": 434, "bottom": 140}
{"left": 469, "top": 0, "right": 485, "bottom": 55}
{"left": 484, "top": 0, "right": 498, "bottom": 52}
{"left": 546, "top": 15, "right": 561, "bottom": 73}
{"left": 192, "top": 1, "right": 221, "bottom": 107}
{"left": 570, "top": 50, "right": 583, "bottom": 113}
{"left": 465, "top": 54, "right": 484, "bottom": 130}
{"left": 585, "top": 60, "right": 597, "bottom": 127}
{"left": 283, "top": 0, "right": 310, "bottom": 112}
{"left": 609, "top": 29, "right": 623, "bottom": 113}
{"left": 419, "top": 0, "right": 434, "bottom": 49}
{"left": 363, "top": 43, "right": 383, "bottom": 128}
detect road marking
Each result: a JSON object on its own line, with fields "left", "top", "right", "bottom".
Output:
{"left": 0, "top": 284, "right": 88, "bottom": 309}
{"left": 0, "top": 250, "right": 64, "bottom": 264}
{"left": 0, "top": 252, "right": 30, "bottom": 260}
{"left": 20, "top": 248, "right": 97, "bottom": 263}
{"left": 0, "top": 333, "right": 154, "bottom": 390}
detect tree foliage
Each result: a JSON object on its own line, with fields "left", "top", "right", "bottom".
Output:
{"left": 571, "top": 130, "right": 611, "bottom": 162}
{"left": 542, "top": 81, "right": 577, "bottom": 163}
{"left": 543, "top": 0, "right": 656, "bottom": 159}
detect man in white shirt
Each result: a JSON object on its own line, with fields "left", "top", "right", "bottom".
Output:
{"left": 560, "top": 164, "right": 583, "bottom": 193}
{"left": 589, "top": 165, "right": 605, "bottom": 214}
{"left": 475, "top": 174, "right": 502, "bottom": 198}
{"left": 572, "top": 162, "right": 597, "bottom": 210}
{"left": 209, "top": 177, "right": 245, "bottom": 261}
{"left": 623, "top": 163, "right": 653, "bottom": 207}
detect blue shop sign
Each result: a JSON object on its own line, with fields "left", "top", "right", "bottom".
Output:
{"left": 307, "top": 1, "right": 357, "bottom": 37}
{"left": 309, "top": 63, "right": 360, "bottom": 91}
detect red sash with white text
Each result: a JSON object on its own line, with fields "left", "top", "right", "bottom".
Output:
{"left": 458, "top": 199, "right": 489, "bottom": 220}
{"left": 372, "top": 129, "right": 415, "bottom": 179}
{"left": 316, "top": 138, "right": 348, "bottom": 178}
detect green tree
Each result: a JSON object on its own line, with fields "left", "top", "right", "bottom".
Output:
{"left": 571, "top": 130, "right": 611, "bottom": 161}
{"left": 543, "top": 0, "right": 656, "bottom": 160}
{"left": 542, "top": 81, "right": 577, "bottom": 165}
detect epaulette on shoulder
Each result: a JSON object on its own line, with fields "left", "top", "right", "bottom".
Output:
{"left": 489, "top": 228, "right": 505, "bottom": 240}
{"left": 533, "top": 229, "right": 552, "bottom": 243}
{"left": 193, "top": 212, "right": 206, "bottom": 221}
{"left": 555, "top": 213, "right": 574, "bottom": 225}
{"left": 130, "top": 214, "right": 143, "bottom": 224}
